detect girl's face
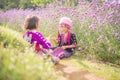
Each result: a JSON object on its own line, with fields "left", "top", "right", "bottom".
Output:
{"left": 60, "top": 24, "right": 69, "bottom": 34}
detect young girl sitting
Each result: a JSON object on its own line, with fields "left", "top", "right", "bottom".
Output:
{"left": 22, "top": 15, "right": 51, "bottom": 54}
{"left": 50, "top": 17, "right": 77, "bottom": 64}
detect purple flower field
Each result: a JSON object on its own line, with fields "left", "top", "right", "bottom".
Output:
{"left": 0, "top": 0, "right": 120, "bottom": 64}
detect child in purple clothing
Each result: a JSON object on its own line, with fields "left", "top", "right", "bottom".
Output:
{"left": 22, "top": 15, "right": 51, "bottom": 54}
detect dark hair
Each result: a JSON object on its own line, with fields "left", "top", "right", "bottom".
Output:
{"left": 23, "top": 15, "right": 39, "bottom": 30}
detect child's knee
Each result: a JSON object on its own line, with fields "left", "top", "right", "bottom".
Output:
{"left": 57, "top": 53, "right": 65, "bottom": 59}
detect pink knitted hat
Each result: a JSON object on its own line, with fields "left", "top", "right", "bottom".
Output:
{"left": 59, "top": 17, "right": 72, "bottom": 29}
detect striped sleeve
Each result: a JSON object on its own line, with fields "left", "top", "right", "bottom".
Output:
{"left": 36, "top": 32, "right": 51, "bottom": 49}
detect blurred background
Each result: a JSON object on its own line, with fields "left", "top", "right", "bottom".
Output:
{"left": 0, "top": 0, "right": 120, "bottom": 80}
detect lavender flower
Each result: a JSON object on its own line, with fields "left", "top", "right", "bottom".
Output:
{"left": 113, "top": 29, "right": 119, "bottom": 37}
{"left": 90, "top": 12, "right": 96, "bottom": 18}
{"left": 78, "top": 47, "right": 83, "bottom": 51}
{"left": 117, "top": 13, "right": 120, "bottom": 17}
{"left": 89, "top": 23, "right": 97, "bottom": 30}
{"left": 114, "top": 21, "right": 118, "bottom": 25}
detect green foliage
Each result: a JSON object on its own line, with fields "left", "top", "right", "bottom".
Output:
{"left": 0, "top": 0, "right": 54, "bottom": 10}
{"left": 86, "top": 0, "right": 92, "bottom": 2}
{"left": 0, "top": 45, "right": 57, "bottom": 80}
{"left": 0, "top": 0, "right": 120, "bottom": 64}
{"left": 0, "top": 0, "right": 19, "bottom": 10}
{"left": 59, "top": 0, "right": 78, "bottom": 7}
{"left": 31, "top": 0, "right": 54, "bottom": 7}
{"left": 0, "top": 26, "right": 61, "bottom": 80}
{"left": 71, "top": 59, "right": 120, "bottom": 80}
{"left": 0, "top": 0, "right": 79, "bottom": 10}
{"left": 19, "top": 0, "right": 35, "bottom": 9}
{"left": 72, "top": 15, "right": 120, "bottom": 64}
{"left": 0, "top": 26, "right": 29, "bottom": 49}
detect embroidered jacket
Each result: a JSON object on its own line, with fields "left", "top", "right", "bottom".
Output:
{"left": 23, "top": 31, "right": 51, "bottom": 50}
{"left": 58, "top": 33, "right": 77, "bottom": 52}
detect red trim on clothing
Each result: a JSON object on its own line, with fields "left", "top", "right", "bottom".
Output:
{"left": 35, "top": 45, "right": 40, "bottom": 51}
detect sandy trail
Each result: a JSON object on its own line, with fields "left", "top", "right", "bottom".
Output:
{"left": 55, "top": 60, "right": 104, "bottom": 80}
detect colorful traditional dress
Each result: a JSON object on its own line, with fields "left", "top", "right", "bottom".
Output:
{"left": 23, "top": 31, "right": 51, "bottom": 54}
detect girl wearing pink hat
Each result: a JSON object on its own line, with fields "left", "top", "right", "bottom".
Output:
{"left": 50, "top": 17, "right": 77, "bottom": 64}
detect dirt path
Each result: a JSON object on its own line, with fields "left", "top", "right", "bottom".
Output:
{"left": 54, "top": 60, "right": 104, "bottom": 80}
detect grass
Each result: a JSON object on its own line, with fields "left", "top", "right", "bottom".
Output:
{"left": 0, "top": 25, "right": 120, "bottom": 80}
{"left": 0, "top": 26, "right": 63, "bottom": 80}
{"left": 0, "top": 45, "right": 59, "bottom": 80}
{"left": 0, "top": 26, "right": 29, "bottom": 50}
{"left": 65, "top": 55, "right": 120, "bottom": 80}
{"left": 0, "top": 1, "right": 120, "bottom": 79}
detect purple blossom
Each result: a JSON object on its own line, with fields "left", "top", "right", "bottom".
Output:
{"left": 109, "top": 11, "right": 114, "bottom": 15}
{"left": 90, "top": 12, "right": 96, "bottom": 18}
{"left": 79, "top": 16, "right": 84, "bottom": 21}
{"left": 101, "top": 21, "right": 106, "bottom": 25}
{"left": 113, "top": 29, "right": 119, "bottom": 37}
{"left": 78, "top": 47, "right": 82, "bottom": 51}
{"left": 0, "top": 0, "right": 119, "bottom": 45}
{"left": 107, "top": 14, "right": 113, "bottom": 19}
{"left": 117, "top": 13, "right": 120, "bottom": 17}
{"left": 89, "top": 23, "right": 97, "bottom": 30}
{"left": 60, "top": 7, "right": 68, "bottom": 11}
{"left": 107, "top": 11, "right": 114, "bottom": 19}
{"left": 114, "top": 21, "right": 118, "bottom": 25}
{"left": 89, "top": 1, "right": 98, "bottom": 7}
{"left": 85, "top": 12, "right": 88, "bottom": 15}
{"left": 70, "top": 10, "right": 77, "bottom": 14}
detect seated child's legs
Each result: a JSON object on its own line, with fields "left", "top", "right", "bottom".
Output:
{"left": 57, "top": 52, "right": 65, "bottom": 59}
{"left": 64, "top": 51, "right": 72, "bottom": 58}
{"left": 49, "top": 47, "right": 63, "bottom": 57}
{"left": 57, "top": 50, "right": 72, "bottom": 58}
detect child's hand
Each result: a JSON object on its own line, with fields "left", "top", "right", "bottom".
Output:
{"left": 61, "top": 46, "right": 67, "bottom": 50}
{"left": 50, "top": 36, "right": 59, "bottom": 43}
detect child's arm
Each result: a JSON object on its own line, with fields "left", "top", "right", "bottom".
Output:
{"left": 50, "top": 36, "right": 59, "bottom": 43}
{"left": 52, "top": 37, "right": 59, "bottom": 43}
{"left": 61, "top": 44, "right": 77, "bottom": 50}
{"left": 40, "top": 37, "right": 51, "bottom": 49}
{"left": 36, "top": 32, "right": 51, "bottom": 49}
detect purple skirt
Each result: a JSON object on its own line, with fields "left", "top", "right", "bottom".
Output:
{"left": 50, "top": 47, "right": 72, "bottom": 59}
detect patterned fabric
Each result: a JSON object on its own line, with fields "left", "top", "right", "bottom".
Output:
{"left": 61, "top": 32, "right": 71, "bottom": 45}
{"left": 50, "top": 33, "right": 77, "bottom": 59}
{"left": 57, "top": 50, "right": 72, "bottom": 58}
{"left": 50, "top": 47, "right": 64, "bottom": 56}
{"left": 23, "top": 31, "right": 51, "bottom": 51}
{"left": 50, "top": 47, "right": 72, "bottom": 59}
{"left": 58, "top": 33, "right": 77, "bottom": 52}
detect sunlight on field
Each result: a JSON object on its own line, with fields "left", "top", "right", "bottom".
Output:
{"left": 0, "top": 0, "right": 120, "bottom": 80}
